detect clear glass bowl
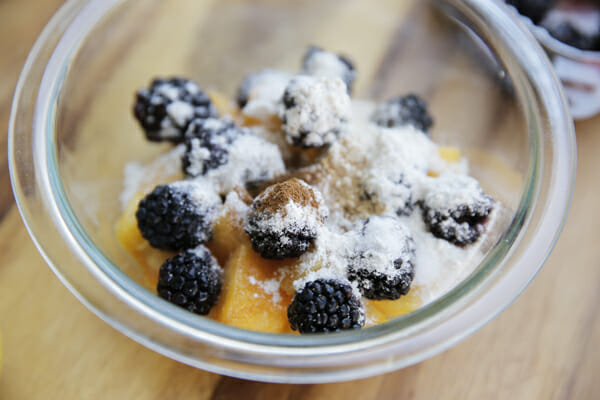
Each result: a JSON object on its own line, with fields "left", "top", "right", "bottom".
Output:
{"left": 9, "top": 0, "right": 576, "bottom": 383}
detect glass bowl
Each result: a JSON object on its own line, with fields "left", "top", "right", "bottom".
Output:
{"left": 9, "top": 0, "right": 576, "bottom": 383}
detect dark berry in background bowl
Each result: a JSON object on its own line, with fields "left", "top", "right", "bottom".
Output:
{"left": 505, "top": 0, "right": 600, "bottom": 119}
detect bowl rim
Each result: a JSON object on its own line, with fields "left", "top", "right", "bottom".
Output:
{"left": 9, "top": 0, "right": 576, "bottom": 383}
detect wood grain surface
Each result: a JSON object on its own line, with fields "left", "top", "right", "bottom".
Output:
{"left": 0, "top": 1, "right": 599, "bottom": 399}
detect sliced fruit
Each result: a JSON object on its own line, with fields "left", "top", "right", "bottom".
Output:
{"left": 438, "top": 146, "right": 461, "bottom": 163}
{"left": 116, "top": 192, "right": 176, "bottom": 287}
{"left": 207, "top": 89, "right": 240, "bottom": 120}
{"left": 363, "top": 300, "right": 388, "bottom": 327}
{"left": 429, "top": 146, "right": 462, "bottom": 177}
{"left": 210, "top": 243, "right": 295, "bottom": 333}
{"left": 206, "top": 211, "right": 246, "bottom": 267}
{"left": 369, "top": 288, "right": 422, "bottom": 320}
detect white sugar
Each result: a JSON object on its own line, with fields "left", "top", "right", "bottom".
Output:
{"left": 170, "top": 179, "right": 222, "bottom": 241}
{"left": 184, "top": 81, "right": 200, "bottom": 95}
{"left": 190, "top": 245, "right": 221, "bottom": 274}
{"left": 166, "top": 101, "right": 194, "bottom": 127}
{"left": 120, "top": 144, "right": 185, "bottom": 209}
{"left": 199, "top": 134, "right": 285, "bottom": 194}
{"left": 352, "top": 217, "right": 414, "bottom": 277}
{"left": 250, "top": 125, "right": 295, "bottom": 162}
{"left": 170, "top": 179, "right": 221, "bottom": 209}
{"left": 403, "top": 211, "right": 490, "bottom": 302}
{"left": 219, "top": 190, "right": 250, "bottom": 220}
{"left": 302, "top": 49, "right": 353, "bottom": 85}
{"left": 184, "top": 139, "right": 211, "bottom": 178}
{"left": 202, "top": 118, "right": 230, "bottom": 132}
{"left": 241, "top": 69, "right": 292, "bottom": 120}
{"left": 155, "top": 83, "right": 179, "bottom": 100}
{"left": 292, "top": 227, "right": 360, "bottom": 295}
{"left": 280, "top": 76, "right": 351, "bottom": 147}
{"left": 248, "top": 275, "right": 283, "bottom": 305}
{"left": 423, "top": 172, "right": 489, "bottom": 211}
{"left": 158, "top": 118, "right": 181, "bottom": 139}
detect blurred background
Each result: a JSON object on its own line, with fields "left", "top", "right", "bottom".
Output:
{"left": 0, "top": 0, "right": 599, "bottom": 399}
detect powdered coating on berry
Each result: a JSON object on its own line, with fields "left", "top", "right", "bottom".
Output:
{"left": 280, "top": 76, "right": 351, "bottom": 148}
{"left": 136, "top": 181, "right": 221, "bottom": 251}
{"left": 371, "top": 94, "right": 433, "bottom": 133}
{"left": 361, "top": 172, "right": 415, "bottom": 217}
{"left": 347, "top": 216, "right": 416, "bottom": 300}
{"left": 157, "top": 246, "right": 222, "bottom": 315}
{"left": 422, "top": 173, "right": 493, "bottom": 246}
{"left": 301, "top": 46, "right": 356, "bottom": 93}
{"left": 133, "top": 77, "right": 217, "bottom": 142}
{"left": 182, "top": 118, "right": 285, "bottom": 194}
{"left": 182, "top": 118, "right": 243, "bottom": 177}
{"left": 236, "top": 69, "right": 292, "bottom": 119}
{"left": 288, "top": 279, "right": 364, "bottom": 333}
{"left": 244, "top": 179, "right": 328, "bottom": 259}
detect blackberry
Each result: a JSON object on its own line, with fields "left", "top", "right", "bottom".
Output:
{"left": 371, "top": 94, "right": 433, "bottom": 133}
{"left": 422, "top": 173, "right": 493, "bottom": 246}
{"left": 347, "top": 216, "right": 416, "bottom": 300}
{"left": 244, "top": 178, "right": 328, "bottom": 259}
{"left": 236, "top": 69, "right": 292, "bottom": 108}
{"left": 506, "top": 0, "right": 555, "bottom": 24}
{"left": 280, "top": 76, "right": 351, "bottom": 148}
{"left": 301, "top": 46, "right": 357, "bottom": 93}
{"left": 133, "top": 77, "right": 217, "bottom": 143}
{"left": 136, "top": 181, "right": 221, "bottom": 251}
{"left": 157, "top": 247, "right": 222, "bottom": 315}
{"left": 361, "top": 173, "right": 414, "bottom": 217}
{"left": 182, "top": 118, "right": 244, "bottom": 178}
{"left": 288, "top": 279, "right": 364, "bottom": 333}
{"left": 547, "top": 23, "right": 599, "bottom": 51}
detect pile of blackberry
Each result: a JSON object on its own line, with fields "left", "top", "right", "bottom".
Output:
{"left": 288, "top": 279, "right": 364, "bottom": 333}
{"left": 182, "top": 118, "right": 244, "bottom": 178}
{"left": 347, "top": 216, "right": 416, "bottom": 300}
{"left": 280, "top": 75, "right": 351, "bottom": 148}
{"left": 136, "top": 182, "right": 223, "bottom": 314}
{"left": 157, "top": 247, "right": 222, "bottom": 315}
{"left": 244, "top": 179, "right": 327, "bottom": 259}
{"left": 133, "top": 77, "right": 217, "bottom": 142}
{"left": 361, "top": 173, "right": 415, "bottom": 217}
{"left": 371, "top": 94, "right": 433, "bottom": 133}
{"left": 421, "top": 174, "right": 494, "bottom": 246}
{"left": 128, "top": 44, "right": 498, "bottom": 335}
{"left": 236, "top": 69, "right": 292, "bottom": 109}
{"left": 301, "top": 46, "right": 357, "bottom": 93}
{"left": 136, "top": 182, "right": 220, "bottom": 251}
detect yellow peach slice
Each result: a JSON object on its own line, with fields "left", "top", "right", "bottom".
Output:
{"left": 210, "top": 243, "right": 295, "bottom": 333}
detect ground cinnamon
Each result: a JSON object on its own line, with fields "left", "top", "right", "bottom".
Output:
{"left": 253, "top": 178, "right": 320, "bottom": 214}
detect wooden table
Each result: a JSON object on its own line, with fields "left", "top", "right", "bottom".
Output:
{"left": 1, "top": 1, "right": 599, "bottom": 398}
